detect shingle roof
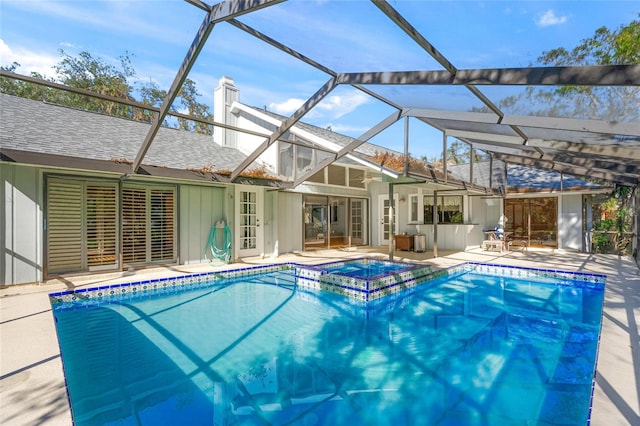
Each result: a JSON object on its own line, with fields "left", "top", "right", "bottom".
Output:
{"left": 0, "top": 93, "right": 247, "bottom": 172}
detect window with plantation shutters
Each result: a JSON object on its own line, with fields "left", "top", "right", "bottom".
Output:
{"left": 86, "top": 185, "right": 117, "bottom": 267}
{"left": 122, "top": 186, "right": 147, "bottom": 264}
{"left": 122, "top": 184, "right": 176, "bottom": 265}
{"left": 150, "top": 189, "right": 174, "bottom": 261}
{"left": 47, "top": 179, "right": 83, "bottom": 273}
{"left": 46, "top": 177, "right": 119, "bottom": 275}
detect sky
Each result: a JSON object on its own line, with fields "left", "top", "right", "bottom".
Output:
{"left": 1, "top": 0, "right": 638, "bottom": 160}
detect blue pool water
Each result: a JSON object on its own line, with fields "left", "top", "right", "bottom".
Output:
{"left": 51, "top": 266, "right": 604, "bottom": 425}
{"left": 316, "top": 258, "right": 412, "bottom": 278}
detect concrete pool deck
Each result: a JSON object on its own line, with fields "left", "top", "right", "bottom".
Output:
{"left": 1, "top": 248, "right": 638, "bottom": 425}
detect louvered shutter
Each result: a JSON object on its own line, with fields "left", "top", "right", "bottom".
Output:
{"left": 122, "top": 186, "right": 148, "bottom": 264}
{"left": 122, "top": 184, "right": 176, "bottom": 265}
{"left": 47, "top": 178, "right": 83, "bottom": 273}
{"left": 86, "top": 184, "right": 118, "bottom": 267}
{"left": 150, "top": 189, "right": 175, "bottom": 261}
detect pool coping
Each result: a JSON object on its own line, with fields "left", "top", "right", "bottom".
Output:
{"left": 49, "top": 258, "right": 606, "bottom": 307}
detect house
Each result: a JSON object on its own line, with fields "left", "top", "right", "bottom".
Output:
{"left": 0, "top": 74, "right": 618, "bottom": 286}
{"left": 212, "top": 77, "right": 613, "bottom": 253}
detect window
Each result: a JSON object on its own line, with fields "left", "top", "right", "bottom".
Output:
{"left": 327, "top": 165, "right": 346, "bottom": 186}
{"left": 409, "top": 194, "right": 419, "bottom": 222}
{"left": 278, "top": 140, "right": 317, "bottom": 181}
{"left": 296, "top": 145, "right": 313, "bottom": 176}
{"left": 46, "top": 177, "right": 118, "bottom": 274}
{"left": 306, "top": 169, "right": 325, "bottom": 183}
{"left": 122, "top": 184, "right": 176, "bottom": 265}
{"left": 86, "top": 185, "right": 117, "bottom": 267}
{"left": 348, "top": 168, "right": 365, "bottom": 188}
{"left": 278, "top": 142, "right": 294, "bottom": 177}
{"left": 423, "top": 195, "right": 463, "bottom": 224}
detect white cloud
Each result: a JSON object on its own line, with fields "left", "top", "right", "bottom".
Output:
{"left": 536, "top": 10, "right": 567, "bottom": 27}
{"left": 315, "top": 91, "right": 371, "bottom": 119}
{"left": 0, "top": 39, "right": 58, "bottom": 77}
{"left": 269, "top": 98, "right": 306, "bottom": 115}
{"left": 269, "top": 90, "right": 371, "bottom": 120}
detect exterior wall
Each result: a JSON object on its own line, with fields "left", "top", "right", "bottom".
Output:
{"left": 559, "top": 194, "right": 583, "bottom": 251}
{"left": 277, "top": 191, "right": 303, "bottom": 254}
{"left": 179, "top": 184, "right": 227, "bottom": 264}
{"left": 263, "top": 189, "right": 278, "bottom": 257}
{"left": 467, "top": 196, "right": 495, "bottom": 247}
{"left": 1, "top": 164, "right": 43, "bottom": 286}
{"left": 414, "top": 224, "right": 484, "bottom": 250}
{"left": 236, "top": 113, "right": 279, "bottom": 169}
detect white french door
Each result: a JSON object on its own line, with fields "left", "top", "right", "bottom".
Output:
{"left": 235, "top": 186, "right": 264, "bottom": 258}
{"left": 378, "top": 194, "right": 399, "bottom": 246}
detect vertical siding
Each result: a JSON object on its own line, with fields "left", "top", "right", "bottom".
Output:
{"left": 277, "top": 192, "right": 302, "bottom": 253}
{"left": 263, "top": 190, "right": 276, "bottom": 256}
{"left": 1, "top": 164, "right": 42, "bottom": 285}
{"left": 179, "top": 185, "right": 225, "bottom": 264}
{"left": 560, "top": 194, "right": 582, "bottom": 251}
{"left": 469, "top": 196, "right": 492, "bottom": 246}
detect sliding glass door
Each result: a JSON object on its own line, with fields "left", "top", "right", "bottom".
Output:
{"left": 303, "top": 195, "right": 368, "bottom": 250}
{"left": 504, "top": 197, "right": 558, "bottom": 248}
{"left": 304, "top": 196, "right": 328, "bottom": 250}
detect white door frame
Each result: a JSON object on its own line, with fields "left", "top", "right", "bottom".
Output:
{"left": 378, "top": 194, "right": 399, "bottom": 246}
{"left": 235, "top": 185, "right": 264, "bottom": 258}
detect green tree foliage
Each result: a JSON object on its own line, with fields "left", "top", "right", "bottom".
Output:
{"left": 473, "top": 17, "right": 640, "bottom": 121}
{"left": 531, "top": 18, "right": 640, "bottom": 121}
{"left": 0, "top": 62, "right": 58, "bottom": 101}
{"left": 1, "top": 50, "right": 213, "bottom": 134}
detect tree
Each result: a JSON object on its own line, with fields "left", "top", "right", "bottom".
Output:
{"left": 473, "top": 17, "right": 640, "bottom": 121}
{"left": 0, "top": 62, "right": 57, "bottom": 101}
{"left": 533, "top": 18, "right": 640, "bottom": 121}
{"left": 53, "top": 50, "right": 136, "bottom": 118}
{"left": 1, "top": 50, "right": 213, "bottom": 134}
{"left": 174, "top": 78, "right": 213, "bottom": 134}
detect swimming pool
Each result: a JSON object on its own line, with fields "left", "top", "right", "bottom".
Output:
{"left": 50, "top": 262, "right": 605, "bottom": 425}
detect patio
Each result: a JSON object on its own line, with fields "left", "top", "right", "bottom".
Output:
{"left": 1, "top": 248, "right": 638, "bottom": 425}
